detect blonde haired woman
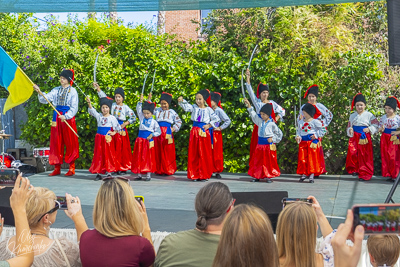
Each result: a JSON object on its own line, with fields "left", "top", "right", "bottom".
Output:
{"left": 212, "top": 204, "right": 279, "bottom": 267}
{"left": 276, "top": 196, "right": 335, "bottom": 267}
{"left": 0, "top": 187, "right": 85, "bottom": 267}
{"left": 79, "top": 178, "right": 155, "bottom": 267}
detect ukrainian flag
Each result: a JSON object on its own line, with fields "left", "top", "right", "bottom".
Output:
{"left": 0, "top": 46, "right": 33, "bottom": 114}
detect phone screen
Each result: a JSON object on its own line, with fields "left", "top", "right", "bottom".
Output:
{"left": 0, "top": 169, "right": 20, "bottom": 186}
{"left": 282, "top": 197, "right": 312, "bottom": 208}
{"left": 56, "top": 196, "right": 68, "bottom": 210}
{"left": 353, "top": 204, "right": 400, "bottom": 234}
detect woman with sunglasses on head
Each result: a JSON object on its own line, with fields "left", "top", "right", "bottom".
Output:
{"left": 276, "top": 196, "right": 335, "bottom": 267}
{"left": 0, "top": 186, "right": 86, "bottom": 267}
{"left": 79, "top": 178, "right": 155, "bottom": 267}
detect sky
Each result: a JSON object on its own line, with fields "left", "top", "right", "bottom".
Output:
{"left": 33, "top": 11, "right": 158, "bottom": 27}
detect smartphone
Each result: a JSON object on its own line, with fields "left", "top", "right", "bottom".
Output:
{"left": 282, "top": 197, "right": 312, "bottom": 208}
{"left": 56, "top": 196, "right": 68, "bottom": 210}
{"left": 0, "top": 168, "right": 20, "bottom": 186}
{"left": 353, "top": 204, "right": 400, "bottom": 234}
{"left": 135, "top": 196, "right": 144, "bottom": 204}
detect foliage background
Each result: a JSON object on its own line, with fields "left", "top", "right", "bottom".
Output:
{"left": 0, "top": 4, "right": 399, "bottom": 174}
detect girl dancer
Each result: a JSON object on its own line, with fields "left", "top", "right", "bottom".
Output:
{"left": 245, "top": 69, "right": 285, "bottom": 168}
{"left": 149, "top": 92, "right": 182, "bottom": 176}
{"left": 132, "top": 96, "right": 161, "bottom": 181}
{"left": 346, "top": 93, "right": 379, "bottom": 181}
{"left": 296, "top": 103, "right": 323, "bottom": 183}
{"left": 300, "top": 85, "right": 333, "bottom": 176}
{"left": 87, "top": 97, "right": 121, "bottom": 180}
{"left": 244, "top": 99, "right": 282, "bottom": 183}
{"left": 178, "top": 89, "right": 220, "bottom": 181}
{"left": 379, "top": 96, "right": 400, "bottom": 181}
{"left": 94, "top": 83, "right": 136, "bottom": 174}
{"left": 208, "top": 92, "right": 231, "bottom": 179}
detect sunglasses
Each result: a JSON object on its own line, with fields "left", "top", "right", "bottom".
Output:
{"left": 37, "top": 200, "right": 60, "bottom": 223}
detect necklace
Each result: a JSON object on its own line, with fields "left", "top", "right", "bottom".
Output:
{"left": 31, "top": 233, "right": 48, "bottom": 237}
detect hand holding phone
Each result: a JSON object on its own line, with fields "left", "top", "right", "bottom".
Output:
{"left": 352, "top": 204, "right": 400, "bottom": 234}
{"left": 135, "top": 196, "right": 144, "bottom": 204}
{"left": 0, "top": 169, "right": 20, "bottom": 186}
{"left": 56, "top": 196, "right": 68, "bottom": 210}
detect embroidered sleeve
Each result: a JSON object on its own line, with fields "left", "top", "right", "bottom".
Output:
{"left": 219, "top": 109, "right": 231, "bottom": 130}
{"left": 272, "top": 123, "right": 283, "bottom": 143}
{"left": 318, "top": 103, "right": 333, "bottom": 126}
{"left": 245, "top": 83, "right": 258, "bottom": 110}
{"left": 369, "top": 113, "right": 379, "bottom": 135}
{"left": 346, "top": 113, "right": 355, "bottom": 137}
{"left": 248, "top": 107, "right": 262, "bottom": 126}
{"left": 88, "top": 107, "right": 101, "bottom": 121}
{"left": 38, "top": 86, "right": 59, "bottom": 105}
{"left": 97, "top": 90, "right": 107, "bottom": 98}
{"left": 136, "top": 102, "right": 144, "bottom": 121}
{"left": 111, "top": 117, "right": 121, "bottom": 132}
{"left": 179, "top": 99, "right": 194, "bottom": 113}
{"left": 271, "top": 100, "right": 286, "bottom": 119}
{"left": 208, "top": 107, "right": 220, "bottom": 128}
{"left": 125, "top": 104, "right": 137, "bottom": 124}
{"left": 172, "top": 110, "right": 182, "bottom": 132}
{"left": 64, "top": 89, "right": 79, "bottom": 120}
{"left": 316, "top": 230, "right": 336, "bottom": 267}
{"left": 153, "top": 121, "right": 162, "bottom": 137}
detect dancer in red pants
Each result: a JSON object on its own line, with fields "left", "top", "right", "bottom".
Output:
{"left": 33, "top": 69, "right": 79, "bottom": 176}
{"left": 345, "top": 93, "right": 379, "bottom": 181}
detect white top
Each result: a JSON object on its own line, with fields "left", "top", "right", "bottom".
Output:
{"left": 38, "top": 86, "right": 79, "bottom": 120}
{"left": 346, "top": 111, "right": 379, "bottom": 137}
{"left": 296, "top": 119, "right": 323, "bottom": 137}
{"left": 88, "top": 107, "right": 121, "bottom": 131}
{"left": 213, "top": 107, "right": 231, "bottom": 130}
{"left": 248, "top": 107, "right": 282, "bottom": 143}
{"left": 154, "top": 108, "right": 182, "bottom": 132}
{"left": 245, "top": 83, "right": 286, "bottom": 118}
{"left": 97, "top": 90, "right": 137, "bottom": 124}
{"left": 178, "top": 99, "right": 220, "bottom": 128}
{"left": 299, "top": 102, "right": 333, "bottom": 137}
{"left": 379, "top": 115, "right": 400, "bottom": 129}
{"left": 316, "top": 230, "right": 336, "bottom": 267}
{"left": 136, "top": 103, "right": 161, "bottom": 137}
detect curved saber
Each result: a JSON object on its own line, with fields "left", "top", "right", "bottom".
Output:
{"left": 93, "top": 53, "right": 99, "bottom": 82}
{"left": 241, "top": 68, "right": 246, "bottom": 99}
{"left": 70, "top": 79, "right": 88, "bottom": 99}
{"left": 141, "top": 72, "right": 150, "bottom": 95}
{"left": 150, "top": 70, "right": 157, "bottom": 94}
{"left": 248, "top": 44, "right": 259, "bottom": 70}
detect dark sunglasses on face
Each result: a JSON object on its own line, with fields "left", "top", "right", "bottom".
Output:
{"left": 37, "top": 200, "right": 60, "bottom": 223}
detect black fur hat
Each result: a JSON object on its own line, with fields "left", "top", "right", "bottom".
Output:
{"left": 197, "top": 89, "right": 210, "bottom": 102}
{"left": 385, "top": 96, "right": 400, "bottom": 111}
{"left": 303, "top": 103, "right": 316, "bottom": 118}
{"left": 143, "top": 101, "right": 155, "bottom": 114}
{"left": 114, "top": 87, "right": 125, "bottom": 100}
{"left": 257, "top": 83, "right": 269, "bottom": 98}
{"left": 351, "top": 93, "right": 366, "bottom": 111}
{"left": 60, "top": 69, "right": 74, "bottom": 85}
{"left": 100, "top": 97, "right": 113, "bottom": 111}
{"left": 260, "top": 103, "right": 273, "bottom": 116}
{"left": 160, "top": 92, "right": 173, "bottom": 106}
{"left": 304, "top": 85, "right": 319, "bottom": 98}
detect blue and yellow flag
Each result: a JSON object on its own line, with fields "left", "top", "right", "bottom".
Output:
{"left": 0, "top": 46, "right": 33, "bottom": 114}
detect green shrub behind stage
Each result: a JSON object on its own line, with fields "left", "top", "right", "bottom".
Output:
{"left": 0, "top": 7, "right": 396, "bottom": 175}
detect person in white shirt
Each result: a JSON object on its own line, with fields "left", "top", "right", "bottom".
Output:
{"left": 300, "top": 85, "right": 333, "bottom": 176}
{"left": 87, "top": 97, "right": 120, "bottom": 180}
{"left": 178, "top": 89, "right": 220, "bottom": 181}
{"left": 132, "top": 96, "right": 161, "bottom": 181}
{"left": 94, "top": 83, "right": 137, "bottom": 174}
{"left": 296, "top": 103, "right": 323, "bottom": 183}
{"left": 378, "top": 96, "right": 400, "bottom": 181}
{"left": 346, "top": 93, "right": 379, "bottom": 181}
{"left": 149, "top": 92, "right": 182, "bottom": 176}
{"left": 244, "top": 99, "right": 282, "bottom": 183}
{"left": 33, "top": 69, "right": 79, "bottom": 176}
{"left": 208, "top": 92, "right": 231, "bottom": 179}
{"left": 245, "top": 69, "right": 285, "bottom": 170}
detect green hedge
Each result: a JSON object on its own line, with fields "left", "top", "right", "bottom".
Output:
{"left": 0, "top": 7, "right": 396, "bottom": 174}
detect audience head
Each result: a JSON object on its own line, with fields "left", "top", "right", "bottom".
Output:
{"left": 212, "top": 204, "right": 279, "bottom": 267}
{"left": 276, "top": 201, "right": 317, "bottom": 267}
{"left": 93, "top": 178, "right": 144, "bottom": 238}
{"left": 195, "top": 182, "right": 233, "bottom": 231}
{"left": 26, "top": 187, "right": 56, "bottom": 229}
{"left": 367, "top": 235, "right": 400, "bottom": 267}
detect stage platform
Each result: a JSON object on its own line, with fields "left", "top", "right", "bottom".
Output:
{"left": 22, "top": 170, "right": 400, "bottom": 233}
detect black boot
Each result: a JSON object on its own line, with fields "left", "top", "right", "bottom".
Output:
{"left": 95, "top": 174, "right": 102, "bottom": 181}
